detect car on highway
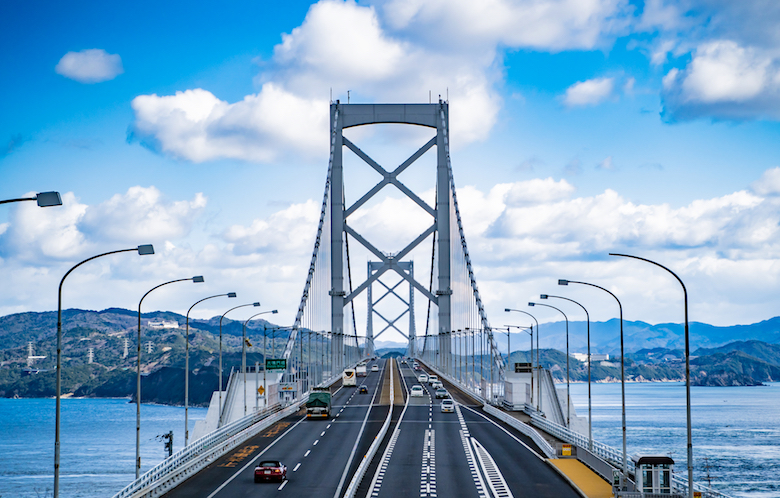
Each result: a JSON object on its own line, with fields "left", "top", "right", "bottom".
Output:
{"left": 411, "top": 385, "right": 424, "bottom": 397}
{"left": 254, "top": 460, "right": 287, "bottom": 482}
{"left": 419, "top": 373, "right": 428, "bottom": 383}
{"left": 431, "top": 380, "right": 443, "bottom": 389}
{"left": 371, "top": 364, "right": 379, "bottom": 372}
{"left": 359, "top": 385, "right": 368, "bottom": 394}
{"left": 440, "top": 399, "right": 455, "bottom": 413}
{"left": 435, "top": 388, "right": 448, "bottom": 399}
{"left": 428, "top": 375, "right": 438, "bottom": 385}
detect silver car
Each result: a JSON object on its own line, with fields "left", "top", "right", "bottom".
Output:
{"left": 440, "top": 399, "right": 455, "bottom": 413}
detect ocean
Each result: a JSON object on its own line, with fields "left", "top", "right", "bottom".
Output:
{"left": 0, "top": 398, "right": 207, "bottom": 498}
{"left": 0, "top": 383, "right": 776, "bottom": 498}
{"left": 569, "top": 381, "right": 780, "bottom": 497}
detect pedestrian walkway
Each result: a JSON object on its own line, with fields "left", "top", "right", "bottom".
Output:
{"left": 549, "top": 459, "right": 613, "bottom": 498}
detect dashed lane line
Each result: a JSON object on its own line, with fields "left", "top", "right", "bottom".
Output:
{"left": 471, "top": 438, "right": 514, "bottom": 498}
{"left": 420, "top": 429, "right": 437, "bottom": 497}
{"left": 278, "top": 480, "right": 288, "bottom": 490}
{"left": 304, "top": 449, "right": 311, "bottom": 457}
{"left": 456, "top": 404, "right": 489, "bottom": 498}
{"left": 293, "top": 463, "right": 301, "bottom": 472}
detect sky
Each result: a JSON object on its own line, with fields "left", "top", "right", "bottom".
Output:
{"left": 2, "top": 0, "right": 780, "bottom": 346}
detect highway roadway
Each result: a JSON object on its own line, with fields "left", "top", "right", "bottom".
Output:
{"left": 162, "top": 358, "right": 389, "bottom": 498}
{"left": 366, "top": 361, "right": 580, "bottom": 498}
{"left": 163, "top": 358, "right": 580, "bottom": 498}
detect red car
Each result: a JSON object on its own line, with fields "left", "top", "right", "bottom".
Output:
{"left": 254, "top": 460, "right": 287, "bottom": 482}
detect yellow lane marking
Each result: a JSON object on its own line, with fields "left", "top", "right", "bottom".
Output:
{"left": 218, "top": 445, "right": 259, "bottom": 467}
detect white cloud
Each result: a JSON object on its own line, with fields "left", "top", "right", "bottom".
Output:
{"left": 131, "top": 0, "right": 635, "bottom": 163}
{"left": 55, "top": 49, "right": 123, "bottom": 83}
{"left": 662, "top": 40, "right": 780, "bottom": 120}
{"left": 80, "top": 186, "right": 206, "bottom": 243}
{"left": 597, "top": 156, "right": 614, "bottom": 170}
{"left": 0, "top": 187, "right": 206, "bottom": 265}
{"left": 131, "top": 86, "right": 329, "bottom": 163}
{"left": 564, "top": 77, "right": 615, "bottom": 107}
{"left": 751, "top": 167, "right": 780, "bottom": 196}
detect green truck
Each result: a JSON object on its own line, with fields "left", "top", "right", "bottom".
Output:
{"left": 306, "top": 387, "right": 332, "bottom": 419}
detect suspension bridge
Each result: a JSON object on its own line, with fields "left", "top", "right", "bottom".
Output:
{"left": 111, "top": 102, "right": 724, "bottom": 498}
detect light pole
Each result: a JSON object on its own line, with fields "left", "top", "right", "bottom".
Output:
{"left": 610, "top": 253, "right": 694, "bottom": 497}
{"left": 541, "top": 293, "right": 593, "bottom": 451}
{"left": 185, "top": 292, "right": 236, "bottom": 445}
{"left": 1, "top": 191, "right": 62, "bottom": 206}
{"left": 559, "top": 278, "right": 627, "bottom": 479}
{"left": 501, "top": 325, "right": 533, "bottom": 406}
{"left": 136, "top": 275, "right": 204, "bottom": 478}
{"left": 218, "top": 302, "right": 261, "bottom": 426}
{"left": 505, "top": 309, "right": 540, "bottom": 411}
{"left": 243, "top": 310, "right": 278, "bottom": 416}
{"left": 54, "top": 244, "right": 154, "bottom": 498}
{"left": 530, "top": 301, "right": 570, "bottom": 427}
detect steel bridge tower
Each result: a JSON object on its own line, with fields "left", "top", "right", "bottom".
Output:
{"left": 329, "top": 102, "right": 452, "bottom": 367}
{"left": 366, "top": 260, "right": 416, "bottom": 357}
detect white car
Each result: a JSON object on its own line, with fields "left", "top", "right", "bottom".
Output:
{"left": 419, "top": 373, "right": 428, "bottom": 383}
{"left": 428, "top": 375, "right": 439, "bottom": 385}
{"left": 371, "top": 364, "right": 379, "bottom": 372}
{"left": 440, "top": 399, "right": 455, "bottom": 413}
{"left": 411, "top": 385, "right": 424, "bottom": 397}
{"left": 431, "top": 380, "right": 443, "bottom": 389}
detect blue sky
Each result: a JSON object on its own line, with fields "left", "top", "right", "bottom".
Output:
{"left": 3, "top": 0, "right": 780, "bottom": 344}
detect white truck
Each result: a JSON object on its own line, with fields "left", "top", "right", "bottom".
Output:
{"left": 356, "top": 364, "right": 367, "bottom": 377}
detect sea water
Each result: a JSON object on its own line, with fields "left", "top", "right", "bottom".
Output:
{"left": 569, "top": 381, "right": 780, "bottom": 498}
{"left": 0, "top": 398, "right": 207, "bottom": 498}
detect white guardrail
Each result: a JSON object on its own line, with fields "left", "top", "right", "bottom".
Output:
{"left": 113, "top": 400, "right": 303, "bottom": 498}
{"left": 482, "top": 405, "right": 556, "bottom": 458}
{"left": 343, "top": 358, "right": 396, "bottom": 498}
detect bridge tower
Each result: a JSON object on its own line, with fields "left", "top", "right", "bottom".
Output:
{"left": 329, "top": 102, "right": 452, "bottom": 369}
{"left": 366, "top": 260, "right": 416, "bottom": 357}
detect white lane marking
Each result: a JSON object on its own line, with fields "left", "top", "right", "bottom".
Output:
{"left": 321, "top": 431, "right": 326, "bottom": 436}
{"left": 420, "top": 429, "right": 437, "bottom": 497}
{"left": 314, "top": 439, "right": 319, "bottom": 445}
{"left": 327, "top": 424, "right": 332, "bottom": 429}
{"left": 459, "top": 405, "right": 545, "bottom": 462}
{"left": 205, "top": 416, "right": 306, "bottom": 498}
{"left": 456, "top": 405, "right": 488, "bottom": 498}
{"left": 304, "top": 449, "right": 311, "bottom": 457}
{"left": 278, "top": 480, "right": 288, "bottom": 490}
{"left": 293, "top": 463, "right": 301, "bottom": 472}
{"left": 471, "top": 437, "right": 514, "bottom": 498}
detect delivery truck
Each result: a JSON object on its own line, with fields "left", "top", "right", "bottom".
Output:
{"left": 306, "top": 387, "right": 332, "bottom": 419}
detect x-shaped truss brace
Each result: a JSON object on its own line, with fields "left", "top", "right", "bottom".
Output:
{"left": 371, "top": 277, "right": 411, "bottom": 340}
{"left": 341, "top": 137, "right": 439, "bottom": 306}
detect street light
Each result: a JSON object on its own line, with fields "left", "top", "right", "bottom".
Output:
{"left": 541, "top": 293, "right": 593, "bottom": 451}
{"left": 505, "top": 308, "right": 541, "bottom": 412}
{"left": 135, "top": 275, "right": 204, "bottom": 478}
{"left": 185, "top": 292, "right": 236, "bottom": 445}
{"left": 559, "top": 278, "right": 628, "bottom": 479}
{"left": 243, "top": 310, "right": 278, "bottom": 417}
{"left": 609, "top": 252, "right": 694, "bottom": 497}
{"left": 218, "top": 302, "right": 261, "bottom": 427}
{"left": 529, "top": 301, "right": 570, "bottom": 427}
{"left": 54, "top": 244, "right": 154, "bottom": 498}
{"left": 0, "top": 191, "right": 62, "bottom": 206}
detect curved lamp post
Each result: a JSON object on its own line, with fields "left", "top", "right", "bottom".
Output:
{"left": 136, "top": 275, "right": 204, "bottom": 478}
{"left": 185, "top": 292, "right": 236, "bottom": 445}
{"left": 54, "top": 244, "right": 154, "bottom": 498}
{"left": 242, "top": 310, "right": 278, "bottom": 416}
{"left": 559, "top": 278, "right": 628, "bottom": 478}
{"left": 530, "top": 301, "right": 570, "bottom": 426}
{"left": 610, "top": 252, "right": 694, "bottom": 497}
{"left": 504, "top": 308, "right": 540, "bottom": 411}
{"left": 218, "top": 302, "right": 261, "bottom": 426}
{"left": 541, "top": 293, "right": 593, "bottom": 451}
{"left": 1, "top": 191, "right": 62, "bottom": 206}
